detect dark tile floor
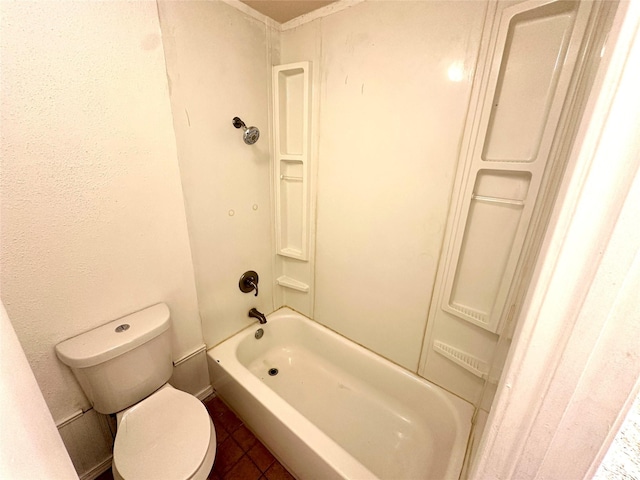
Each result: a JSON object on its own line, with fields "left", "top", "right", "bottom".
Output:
{"left": 204, "top": 395, "right": 295, "bottom": 480}
{"left": 94, "top": 395, "right": 295, "bottom": 480}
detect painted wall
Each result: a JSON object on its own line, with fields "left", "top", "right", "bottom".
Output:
{"left": 280, "top": 1, "right": 487, "bottom": 370}
{"left": 0, "top": 1, "right": 207, "bottom": 476}
{"left": 0, "top": 302, "right": 77, "bottom": 480}
{"left": 157, "top": 1, "right": 276, "bottom": 347}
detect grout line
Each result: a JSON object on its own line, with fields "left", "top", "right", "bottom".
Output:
{"left": 205, "top": 398, "right": 293, "bottom": 478}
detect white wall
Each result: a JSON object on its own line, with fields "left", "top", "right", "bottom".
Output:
{"left": 0, "top": 1, "right": 206, "bottom": 476}
{"left": 0, "top": 302, "right": 77, "bottom": 480}
{"left": 281, "top": 1, "right": 487, "bottom": 370}
{"left": 157, "top": 1, "right": 276, "bottom": 347}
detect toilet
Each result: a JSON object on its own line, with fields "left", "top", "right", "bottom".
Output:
{"left": 55, "top": 303, "right": 216, "bottom": 480}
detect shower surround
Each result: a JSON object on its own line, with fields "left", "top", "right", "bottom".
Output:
{"left": 158, "top": 0, "right": 486, "bottom": 380}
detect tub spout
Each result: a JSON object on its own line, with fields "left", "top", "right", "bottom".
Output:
{"left": 249, "top": 308, "right": 267, "bottom": 324}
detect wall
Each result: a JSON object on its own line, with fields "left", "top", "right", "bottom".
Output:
{"left": 157, "top": 1, "right": 276, "bottom": 347}
{"left": 0, "top": 1, "right": 207, "bottom": 476}
{"left": 0, "top": 302, "right": 77, "bottom": 480}
{"left": 280, "top": 1, "right": 487, "bottom": 370}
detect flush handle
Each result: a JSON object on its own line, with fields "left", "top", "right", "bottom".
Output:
{"left": 239, "top": 270, "right": 259, "bottom": 297}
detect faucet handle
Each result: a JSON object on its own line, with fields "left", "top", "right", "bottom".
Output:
{"left": 248, "top": 279, "right": 258, "bottom": 297}
{"left": 239, "top": 270, "right": 259, "bottom": 297}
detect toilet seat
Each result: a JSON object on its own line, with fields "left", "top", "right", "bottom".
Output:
{"left": 113, "top": 386, "right": 216, "bottom": 480}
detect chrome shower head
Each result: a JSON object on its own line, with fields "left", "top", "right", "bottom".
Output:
{"left": 243, "top": 126, "right": 260, "bottom": 145}
{"left": 232, "top": 117, "right": 260, "bottom": 145}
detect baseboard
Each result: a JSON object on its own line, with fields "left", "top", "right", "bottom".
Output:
{"left": 196, "top": 384, "right": 214, "bottom": 401}
{"left": 80, "top": 456, "right": 112, "bottom": 480}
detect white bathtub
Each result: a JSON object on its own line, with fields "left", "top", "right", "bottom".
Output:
{"left": 207, "top": 308, "right": 473, "bottom": 480}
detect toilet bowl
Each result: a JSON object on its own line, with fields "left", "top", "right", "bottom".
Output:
{"left": 55, "top": 303, "right": 216, "bottom": 480}
{"left": 113, "top": 385, "right": 216, "bottom": 480}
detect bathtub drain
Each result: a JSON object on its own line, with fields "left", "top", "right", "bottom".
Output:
{"left": 268, "top": 368, "right": 279, "bottom": 376}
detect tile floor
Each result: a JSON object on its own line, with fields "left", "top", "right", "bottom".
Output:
{"left": 94, "top": 395, "right": 295, "bottom": 480}
{"left": 204, "top": 395, "right": 295, "bottom": 480}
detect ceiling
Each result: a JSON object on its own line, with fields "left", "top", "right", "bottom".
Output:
{"left": 239, "top": 0, "right": 339, "bottom": 24}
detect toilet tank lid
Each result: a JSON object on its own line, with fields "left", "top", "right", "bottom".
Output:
{"left": 55, "top": 303, "right": 171, "bottom": 369}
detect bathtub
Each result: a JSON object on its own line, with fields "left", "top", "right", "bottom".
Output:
{"left": 207, "top": 308, "right": 473, "bottom": 480}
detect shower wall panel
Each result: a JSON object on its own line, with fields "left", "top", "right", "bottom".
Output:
{"left": 280, "top": 1, "right": 488, "bottom": 371}
{"left": 420, "top": 0, "right": 595, "bottom": 405}
{"left": 276, "top": 22, "right": 322, "bottom": 317}
{"left": 158, "top": 1, "right": 275, "bottom": 348}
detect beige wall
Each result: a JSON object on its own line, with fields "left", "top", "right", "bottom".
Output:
{"left": 157, "top": 1, "right": 276, "bottom": 347}
{"left": 0, "top": 1, "right": 206, "bottom": 475}
{"left": 1, "top": 302, "right": 77, "bottom": 480}
{"left": 281, "top": 1, "right": 487, "bottom": 370}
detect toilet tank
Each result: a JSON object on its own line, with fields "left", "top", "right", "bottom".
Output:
{"left": 55, "top": 304, "right": 173, "bottom": 414}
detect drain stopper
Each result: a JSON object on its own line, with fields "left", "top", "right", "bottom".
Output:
{"left": 268, "top": 368, "right": 279, "bottom": 376}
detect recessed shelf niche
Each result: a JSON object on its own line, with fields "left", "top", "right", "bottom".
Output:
{"left": 438, "top": 0, "right": 582, "bottom": 334}
{"left": 273, "top": 62, "right": 311, "bottom": 261}
{"left": 444, "top": 170, "right": 531, "bottom": 330}
{"left": 417, "top": 0, "right": 595, "bottom": 407}
{"left": 482, "top": 1, "right": 576, "bottom": 162}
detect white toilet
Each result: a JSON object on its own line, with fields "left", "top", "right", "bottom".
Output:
{"left": 55, "top": 303, "right": 216, "bottom": 480}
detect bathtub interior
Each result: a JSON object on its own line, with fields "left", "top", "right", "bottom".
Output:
{"left": 213, "top": 308, "right": 473, "bottom": 480}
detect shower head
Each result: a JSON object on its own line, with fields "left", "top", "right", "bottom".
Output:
{"left": 243, "top": 126, "right": 260, "bottom": 145}
{"left": 232, "top": 117, "right": 260, "bottom": 145}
